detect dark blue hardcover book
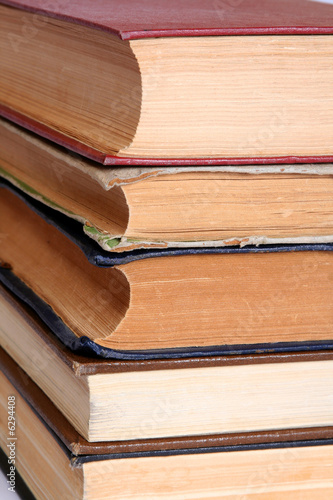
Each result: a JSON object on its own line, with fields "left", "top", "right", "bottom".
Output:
{"left": 1, "top": 179, "right": 333, "bottom": 360}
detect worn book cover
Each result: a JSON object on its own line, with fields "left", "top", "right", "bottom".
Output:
{"left": 2, "top": 119, "right": 333, "bottom": 252}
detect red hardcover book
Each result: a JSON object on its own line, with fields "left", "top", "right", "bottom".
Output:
{"left": 1, "top": 0, "right": 333, "bottom": 164}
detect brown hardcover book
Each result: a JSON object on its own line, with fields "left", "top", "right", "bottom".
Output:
{"left": 1, "top": 347, "right": 333, "bottom": 499}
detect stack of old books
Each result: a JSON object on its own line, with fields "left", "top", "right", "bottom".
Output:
{"left": 1, "top": 0, "right": 333, "bottom": 498}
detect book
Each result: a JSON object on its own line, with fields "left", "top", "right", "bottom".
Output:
{"left": 2, "top": 183, "right": 333, "bottom": 358}
{"left": 1, "top": 285, "right": 333, "bottom": 442}
{"left": 1, "top": 348, "right": 333, "bottom": 499}
{"left": 1, "top": 0, "right": 333, "bottom": 163}
{"left": 2, "top": 118, "right": 333, "bottom": 252}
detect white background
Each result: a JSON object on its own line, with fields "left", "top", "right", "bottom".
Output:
{"left": 0, "top": 466, "right": 26, "bottom": 499}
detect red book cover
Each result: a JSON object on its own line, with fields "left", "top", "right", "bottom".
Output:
{"left": 1, "top": 0, "right": 333, "bottom": 165}
{"left": 3, "top": 0, "right": 333, "bottom": 39}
